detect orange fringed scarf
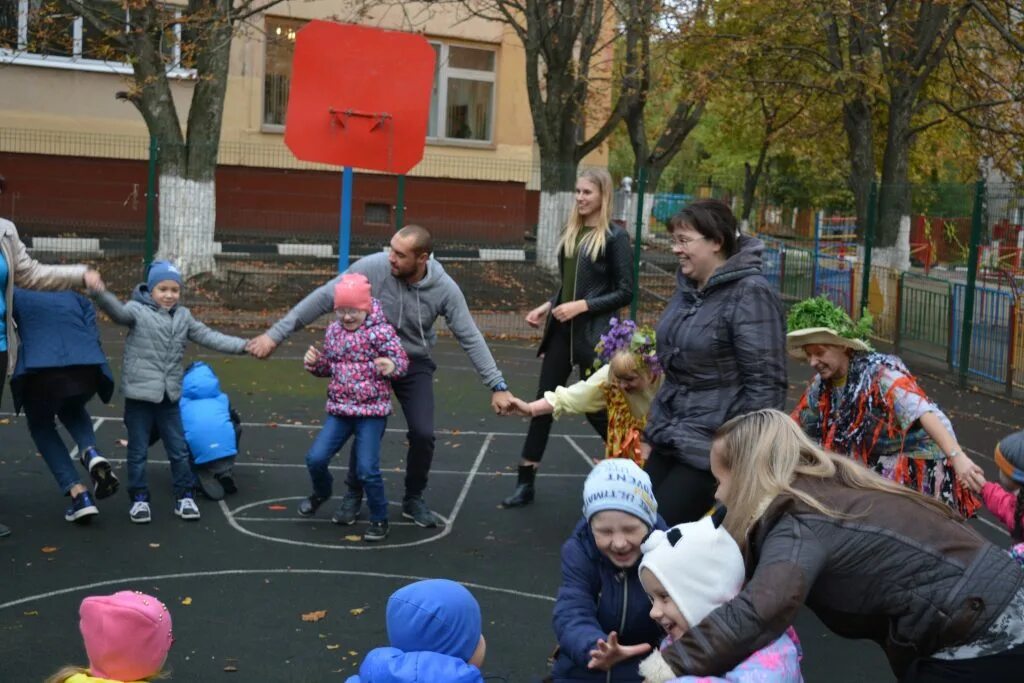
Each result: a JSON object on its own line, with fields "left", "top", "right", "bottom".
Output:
{"left": 601, "top": 384, "right": 646, "bottom": 467}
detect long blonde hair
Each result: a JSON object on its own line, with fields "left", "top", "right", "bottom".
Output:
{"left": 713, "top": 409, "right": 958, "bottom": 546}
{"left": 558, "top": 168, "right": 614, "bottom": 262}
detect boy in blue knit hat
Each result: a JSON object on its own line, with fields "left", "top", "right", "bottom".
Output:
{"left": 346, "top": 579, "right": 487, "bottom": 682}
{"left": 91, "top": 260, "right": 248, "bottom": 524}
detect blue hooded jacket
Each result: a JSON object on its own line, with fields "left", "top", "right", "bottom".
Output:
{"left": 10, "top": 288, "right": 114, "bottom": 413}
{"left": 346, "top": 579, "right": 485, "bottom": 683}
{"left": 180, "top": 361, "right": 237, "bottom": 465}
{"left": 551, "top": 516, "right": 668, "bottom": 682}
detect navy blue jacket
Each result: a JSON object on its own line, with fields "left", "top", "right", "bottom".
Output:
{"left": 551, "top": 516, "right": 668, "bottom": 682}
{"left": 180, "top": 361, "right": 238, "bottom": 465}
{"left": 10, "top": 288, "right": 114, "bottom": 412}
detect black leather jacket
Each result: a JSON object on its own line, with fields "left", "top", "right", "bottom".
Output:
{"left": 539, "top": 223, "right": 634, "bottom": 367}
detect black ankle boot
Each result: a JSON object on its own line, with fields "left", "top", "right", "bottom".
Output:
{"left": 501, "top": 465, "right": 537, "bottom": 508}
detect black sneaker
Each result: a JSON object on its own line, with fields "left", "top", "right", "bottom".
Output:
{"left": 401, "top": 496, "right": 440, "bottom": 528}
{"left": 65, "top": 491, "right": 99, "bottom": 523}
{"left": 216, "top": 473, "right": 238, "bottom": 495}
{"left": 331, "top": 494, "right": 362, "bottom": 525}
{"left": 363, "top": 520, "right": 389, "bottom": 542}
{"left": 298, "top": 494, "right": 330, "bottom": 517}
{"left": 195, "top": 469, "right": 225, "bottom": 501}
{"left": 80, "top": 447, "right": 119, "bottom": 499}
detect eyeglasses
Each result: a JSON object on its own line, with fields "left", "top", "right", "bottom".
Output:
{"left": 335, "top": 308, "right": 365, "bottom": 318}
{"left": 670, "top": 235, "right": 707, "bottom": 248}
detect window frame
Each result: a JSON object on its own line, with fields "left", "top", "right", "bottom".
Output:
{"left": 429, "top": 41, "right": 497, "bottom": 146}
{"left": 0, "top": 0, "right": 194, "bottom": 79}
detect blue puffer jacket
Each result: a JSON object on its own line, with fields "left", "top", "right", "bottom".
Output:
{"left": 552, "top": 516, "right": 668, "bottom": 682}
{"left": 180, "top": 361, "right": 237, "bottom": 465}
{"left": 10, "top": 288, "right": 114, "bottom": 413}
{"left": 345, "top": 648, "right": 484, "bottom": 683}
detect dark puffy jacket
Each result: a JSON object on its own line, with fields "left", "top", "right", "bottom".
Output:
{"left": 551, "top": 516, "right": 668, "bottom": 682}
{"left": 10, "top": 288, "right": 114, "bottom": 413}
{"left": 644, "top": 236, "right": 786, "bottom": 469}
{"left": 541, "top": 223, "right": 634, "bottom": 367}
{"left": 663, "top": 476, "right": 1024, "bottom": 678}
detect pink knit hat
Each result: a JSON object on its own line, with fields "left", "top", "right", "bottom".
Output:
{"left": 333, "top": 273, "right": 372, "bottom": 312}
{"left": 79, "top": 591, "right": 173, "bottom": 680}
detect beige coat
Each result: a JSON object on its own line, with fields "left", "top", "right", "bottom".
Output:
{"left": 1, "top": 218, "right": 88, "bottom": 373}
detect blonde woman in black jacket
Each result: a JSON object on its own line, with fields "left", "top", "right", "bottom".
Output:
{"left": 502, "top": 168, "right": 634, "bottom": 507}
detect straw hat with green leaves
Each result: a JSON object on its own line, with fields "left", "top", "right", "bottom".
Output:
{"left": 786, "top": 296, "right": 873, "bottom": 359}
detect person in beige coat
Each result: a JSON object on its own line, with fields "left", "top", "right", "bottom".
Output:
{"left": 0, "top": 216, "right": 104, "bottom": 538}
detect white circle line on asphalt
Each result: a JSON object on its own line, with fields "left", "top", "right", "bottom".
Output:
{"left": 0, "top": 567, "right": 555, "bottom": 611}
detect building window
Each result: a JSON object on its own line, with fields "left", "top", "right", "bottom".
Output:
{"left": 263, "top": 16, "right": 302, "bottom": 128}
{"left": 364, "top": 202, "right": 391, "bottom": 225}
{"left": 429, "top": 42, "right": 496, "bottom": 143}
{"left": 0, "top": 1, "right": 190, "bottom": 75}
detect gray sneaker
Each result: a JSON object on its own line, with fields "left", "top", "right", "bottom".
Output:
{"left": 129, "top": 498, "right": 152, "bottom": 524}
{"left": 401, "top": 496, "right": 440, "bottom": 528}
{"left": 331, "top": 494, "right": 362, "bottom": 525}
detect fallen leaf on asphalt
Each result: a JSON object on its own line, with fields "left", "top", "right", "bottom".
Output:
{"left": 181, "top": 597, "right": 192, "bottom": 606}
{"left": 149, "top": 543, "right": 160, "bottom": 548}
{"left": 348, "top": 650, "right": 358, "bottom": 656}
{"left": 343, "top": 535, "right": 361, "bottom": 542}
{"left": 223, "top": 665, "right": 238, "bottom": 672}
{"left": 326, "top": 644, "right": 340, "bottom": 650}
{"left": 302, "top": 610, "right": 327, "bottom": 622}
{"left": 267, "top": 505, "right": 287, "bottom": 511}
{"left": 117, "top": 439, "right": 128, "bottom": 447}
{"left": 0, "top": 418, "right": 9, "bottom": 424}
{"left": 41, "top": 547, "right": 58, "bottom": 553}
{"left": 349, "top": 608, "right": 365, "bottom": 616}
{"left": 23, "top": 610, "right": 38, "bottom": 616}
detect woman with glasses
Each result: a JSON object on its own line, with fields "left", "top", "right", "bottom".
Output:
{"left": 642, "top": 199, "right": 786, "bottom": 525}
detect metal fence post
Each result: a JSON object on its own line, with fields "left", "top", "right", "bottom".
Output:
{"left": 812, "top": 210, "right": 821, "bottom": 295}
{"left": 894, "top": 270, "right": 905, "bottom": 354}
{"left": 957, "top": 180, "right": 985, "bottom": 388}
{"left": 859, "top": 181, "right": 877, "bottom": 315}
{"left": 1007, "top": 298, "right": 1018, "bottom": 396}
{"left": 395, "top": 174, "right": 406, "bottom": 230}
{"left": 143, "top": 135, "right": 158, "bottom": 279}
{"left": 630, "top": 166, "right": 647, "bottom": 320}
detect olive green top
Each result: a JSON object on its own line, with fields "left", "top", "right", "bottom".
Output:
{"left": 560, "top": 228, "right": 593, "bottom": 304}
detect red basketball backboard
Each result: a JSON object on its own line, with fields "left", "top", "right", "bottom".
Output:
{"left": 284, "top": 21, "right": 435, "bottom": 174}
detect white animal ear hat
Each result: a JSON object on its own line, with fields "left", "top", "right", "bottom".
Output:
{"left": 639, "top": 506, "right": 745, "bottom": 628}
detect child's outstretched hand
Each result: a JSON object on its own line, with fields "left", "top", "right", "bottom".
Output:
{"left": 503, "top": 396, "right": 533, "bottom": 417}
{"left": 374, "top": 357, "right": 397, "bottom": 376}
{"left": 587, "top": 631, "right": 651, "bottom": 671}
{"left": 304, "top": 345, "right": 321, "bottom": 366}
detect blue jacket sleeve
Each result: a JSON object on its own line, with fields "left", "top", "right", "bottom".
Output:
{"left": 552, "top": 535, "right": 608, "bottom": 667}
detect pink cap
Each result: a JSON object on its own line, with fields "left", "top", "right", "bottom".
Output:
{"left": 79, "top": 591, "right": 172, "bottom": 680}
{"left": 333, "top": 273, "right": 373, "bottom": 312}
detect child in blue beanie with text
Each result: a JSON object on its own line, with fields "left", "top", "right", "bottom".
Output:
{"left": 346, "top": 578, "right": 487, "bottom": 682}
{"left": 551, "top": 458, "right": 667, "bottom": 682}
{"left": 91, "top": 260, "right": 247, "bottom": 524}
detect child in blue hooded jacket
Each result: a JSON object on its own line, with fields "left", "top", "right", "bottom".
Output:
{"left": 346, "top": 579, "right": 487, "bottom": 683}
{"left": 551, "top": 458, "right": 668, "bottom": 682}
{"left": 180, "top": 360, "right": 242, "bottom": 500}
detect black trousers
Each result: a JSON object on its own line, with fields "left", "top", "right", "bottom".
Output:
{"left": 644, "top": 448, "right": 718, "bottom": 526}
{"left": 900, "top": 641, "right": 1024, "bottom": 682}
{"left": 520, "top": 319, "right": 607, "bottom": 463}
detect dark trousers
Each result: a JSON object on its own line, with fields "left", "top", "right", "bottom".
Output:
{"left": 24, "top": 393, "right": 97, "bottom": 494}
{"left": 900, "top": 641, "right": 1024, "bottom": 681}
{"left": 521, "top": 319, "right": 608, "bottom": 463}
{"left": 644, "top": 448, "right": 718, "bottom": 526}
{"left": 124, "top": 396, "right": 192, "bottom": 498}
{"left": 345, "top": 356, "right": 436, "bottom": 500}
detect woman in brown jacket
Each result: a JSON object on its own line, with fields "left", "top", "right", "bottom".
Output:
{"left": 0, "top": 215, "right": 104, "bottom": 538}
{"left": 659, "top": 409, "right": 1024, "bottom": 682}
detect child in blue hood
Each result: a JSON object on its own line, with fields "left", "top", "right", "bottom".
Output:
{"left": 346, "top": 579, "right": 487, "bottom": 683}
{"left": 550, "top": 459, "right": 667, "bottom": 682}
{"left": 180, "top": 360, "right": 242, "bottom": 500}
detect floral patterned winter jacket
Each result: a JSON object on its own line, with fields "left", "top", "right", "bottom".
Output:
{"left": 305, "top": 299, "right": 409, "bottom": 417}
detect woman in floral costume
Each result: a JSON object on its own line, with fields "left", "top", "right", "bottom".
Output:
{"left": 788, "top": 297, "right": 984, "bottom": 516}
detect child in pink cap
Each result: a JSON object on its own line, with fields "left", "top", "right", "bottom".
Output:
{"left": 298, "top": 273, "right": 409, "bottom": 542}
{"left": 46, "top": 590, "right": 173, "bottom": 682}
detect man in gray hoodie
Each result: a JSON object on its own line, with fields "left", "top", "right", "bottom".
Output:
{"left": 247, "top": 225, "right": 514, "bottom": 528}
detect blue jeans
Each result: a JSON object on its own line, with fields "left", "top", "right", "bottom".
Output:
{"left": 24, "top": 394, "right": 97, "bottom": 494}
{"left": 124, "top": 397, "right": 193, "bottom": 498}
{"left": 306, "top": 415, "right": 388, "bottom": 522}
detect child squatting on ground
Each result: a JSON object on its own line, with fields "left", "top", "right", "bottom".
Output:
{"left": 91, "top": 260, "right": 247, "bottom": 524}
{"left": 298, "top": 273, "right": 409, "bottom": 542}
{"left": 980, "top": 430, "right": 1024, "bottom": 566}
{"left": 550, "top": 458, "right": 667, "bottom": 682}
{"left": 180, "top": 360, "right": 243, "bottom": 500}
{"left": 46, "top": 591, "right": 173, "bottom": 683}
{"left": 506, "top": 318, "right": 662, "bottom": 468}
{"left": 346, "top": 579, "right": 487, "bottom": 683}
{"left": 637, "top": 511, "right": 803, "bottom": 682}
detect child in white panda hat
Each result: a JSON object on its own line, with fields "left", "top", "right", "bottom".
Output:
{"left": 637, "top": 508, "right": 803, "bottom": 682}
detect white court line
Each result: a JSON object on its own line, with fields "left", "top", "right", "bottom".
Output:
{"left": 219, "top": 434, "right": 494, "bottom": 550}
{"left": 563, "top": 435, "right": 597, "bottom": 470}
{"left": 62, "top": 417, "right": 107, "bottom": 460}
{"left": 976, "top": 515, "right": 1010, "bottom": 537}
{"left": 0, "top": 568, "right": 555, "bottom": 611}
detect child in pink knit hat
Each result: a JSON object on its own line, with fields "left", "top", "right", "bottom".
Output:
{"left": 46, "top": 590, "right": 173, "bottom": 683}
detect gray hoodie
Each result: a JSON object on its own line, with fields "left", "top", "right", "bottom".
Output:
{"left": 267, "top": 252, "right": 505, "bottom": 389}
{"left": 94, "top": 285, "right": 247, "bottom": 403}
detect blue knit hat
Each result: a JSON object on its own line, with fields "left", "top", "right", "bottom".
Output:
{"left": 146, "top": 260, "right": 182, "bottom": 291}
{"left": 386, "top": 579, "right": 481, "bottom": 662}
{"left": 582, "top": 458, "right": 658, "bottom": 529}
{"left": 995, "top": 430, "right": 1024, "bottom": 485}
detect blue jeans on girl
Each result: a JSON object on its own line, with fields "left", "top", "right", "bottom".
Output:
{"left": 306, "top": 415, "right": 388, "bottom": 522}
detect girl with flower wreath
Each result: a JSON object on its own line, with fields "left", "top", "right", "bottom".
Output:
{"left": 788, "top": 296, "right": 985, "bottom": 516}
{"left": 504, "top": 318, "right": 663, "bottom": 468}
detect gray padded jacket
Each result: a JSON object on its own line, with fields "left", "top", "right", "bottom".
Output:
{"left": 93, "top": 286, "right": 246, "bottom": 403}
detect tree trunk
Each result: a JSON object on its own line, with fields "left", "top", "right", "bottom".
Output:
{"left": 741, "top": 142, "right": 769, "bottom": 224}
{"left": 536, "top": 145, "right": 579, "bottom": 270}
{"left": 158, "top": 174, "right": 217, "bottom": 274}
{"left": 842, "top": 99, "right": 875, "bottom": 239}
{"left": 875, "top": 86, "right": 914, "bottom": 269}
